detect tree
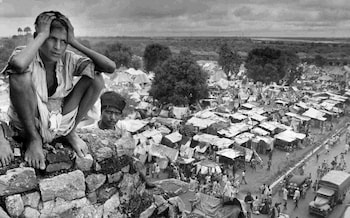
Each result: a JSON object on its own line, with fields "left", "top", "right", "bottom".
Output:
{"left": 143, "top": 43, "right": 171, "bottom": 72}
{"left": 0, "top": 38, "right": 16, "bottom": 70}
{"left": 17, "top": 27, "right": 22, "bottom": 36}
{"left": 218, "top": 43, "right": 241, "bottom": 79}
{"left": 23, "top": 26, "right": 31, "bottom": 35}
{"left": 130, "top": 55, "right": 143, "bottom": 70}
{"left": 105, "top": 42, "right": 133, "bottom": 68}
{"left": 149, "top": 53, "right": 208, "bottom": 106}
{"left": 245, "top": 47, "right": 300, "bottom": 84}
{"left": 314, "top": 55, "right": 327, "bottom": 67}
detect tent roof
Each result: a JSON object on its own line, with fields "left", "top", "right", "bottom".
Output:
{"left": 274, "top": 130, "right": 306, "bottom": 142}
{"left": 164, "top": 131, "right": 183, "bottom": 143}
{"left": 217, "top": 148, "right": 244, "bottom": 160}
{"left": 302, "top": 108, "right": 327, "bottom": 121}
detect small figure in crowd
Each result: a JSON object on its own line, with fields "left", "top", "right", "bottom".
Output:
{"left": 241, "top": 170, "right": 248, "bottom": 184}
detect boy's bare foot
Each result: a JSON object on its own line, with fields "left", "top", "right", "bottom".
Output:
{"left": 65, "top": 131, "right": 88, "bottom": 157}
{"left": 0, "top": 136, "right": 14, "bottom": 167}
{"left": 24, "top": 137, "right": 46, "bottom": 170}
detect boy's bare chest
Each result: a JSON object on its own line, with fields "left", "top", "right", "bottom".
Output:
{"left": 45, "top": 66, "right": 58, "bottom": 96}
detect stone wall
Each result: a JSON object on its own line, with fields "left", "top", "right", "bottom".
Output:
{"left": 0, "top": 129, "right": 187, "bottom": 218}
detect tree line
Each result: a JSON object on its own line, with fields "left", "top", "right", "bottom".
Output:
{"left": 0, "top": 36, "right": 334, "bottom": 108}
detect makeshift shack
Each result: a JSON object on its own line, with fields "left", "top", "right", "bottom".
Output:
{"left": 274, "top": 130, "right": 306, "bottom": 151}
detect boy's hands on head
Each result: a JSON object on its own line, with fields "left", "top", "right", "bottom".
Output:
{"left": 60, "top": 16, "right": 76, "bottom": 45}
{"left": 36, "top": 13, "right": 55, "bottom": 38}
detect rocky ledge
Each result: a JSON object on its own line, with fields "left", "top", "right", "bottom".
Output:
{"left": 0, "top": 129, "right": 188, "bottom": 218}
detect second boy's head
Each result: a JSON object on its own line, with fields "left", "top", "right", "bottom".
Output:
{"left": 34, "top": 11, "right": 69, "bottom": 63}
{"left": 99, "top": 91, "right": 126, "bottom": 130}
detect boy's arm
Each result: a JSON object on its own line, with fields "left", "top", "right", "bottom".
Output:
{"left": 61, "top": 17, "right": 116, "bottom": 74}
{"left": 9, "top": 14, "right": 54, "bottom": 73}
{"left": 70, "top": 40, "right": 116, "bottom": 73}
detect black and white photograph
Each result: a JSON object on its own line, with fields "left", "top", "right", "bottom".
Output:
{"left": 0, "top": 1, "right": 350, "bottom": 217}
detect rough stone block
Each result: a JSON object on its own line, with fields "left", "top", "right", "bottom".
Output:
{"left": 103, "top": 194, "right": 120, "bottom": 218}
{"left": 39, "top": 170, "right": 85, "bottom": 202}
{"left": 95, "top": 147, "right": 113, "bottom": 162}
{"left": 107, "top": 172, "right": 123, "bottom": 183}
{"left": 40, "top": 197, "right": 89, "bottom": 216}
{"left": 0, "top": 206, "right": 10, "bottom": 218}
{"left": 75, "top": 205, "right": 99, "bottom": 218}
{"left": 45, "top": 162, "right": 73, "bottom": 173}
{"left": 87, "top": 192, "right": 97, "bottom": 204}
{"left": 22, "top": 191, "right": 41, "bottom": 209}
{"left": 5, "top": 194, "right": 24, "bottom": 217}
{"left": 139, "top": 204, "right": 156, "bottom": 218}
{"left": 75, "top": 154, "right": 94, "bottom": 171}
{"left": 0, "top": 167, "right": 37, "bottom": 196}
{"left": 86, "top": 174, "right": 106, "bottom": 192}
{"left": 23, "top": 207, "right": 40, "bottom": 218}
{"left": 46, "top": 149, "right": 72, "bottom": 163}
{"left": 97, "top": 186, "right": 117, "bottom": 203}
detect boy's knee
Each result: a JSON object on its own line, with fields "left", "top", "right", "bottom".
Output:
{"left": 92, "top": 73, "right": 104, "bottom": 91}
{"left": 9, "top": 73, "right": 32, "bottom": 90}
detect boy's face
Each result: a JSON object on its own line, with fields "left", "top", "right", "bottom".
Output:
{"left": 39, "top": 25, "right": 68, "bottom": 63}
{"left": 100, "top": 106, "right": 122, "bottom": 129}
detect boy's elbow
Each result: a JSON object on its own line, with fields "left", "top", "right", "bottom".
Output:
{"left": 105, "top": 62, "right": 116, "bottom": 74}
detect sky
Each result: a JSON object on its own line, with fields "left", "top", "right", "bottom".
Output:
{"left": 1, "top": 0, "right": 350, "bottom": 38}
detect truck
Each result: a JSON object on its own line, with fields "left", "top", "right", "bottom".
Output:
{"left": 309, "top": 170, "right": 350, "bottom": 217}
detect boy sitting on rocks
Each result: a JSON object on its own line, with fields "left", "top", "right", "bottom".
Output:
{"left": 0, "top": 10, "right": 116, "bottom": 169}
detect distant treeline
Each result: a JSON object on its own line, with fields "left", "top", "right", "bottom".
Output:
{"left": 1, "top": 35, "right": 350, "bottom": 72}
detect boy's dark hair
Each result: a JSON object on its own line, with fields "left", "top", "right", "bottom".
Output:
{"left": 33, "top": 11, "right": 68, "bottom": 38}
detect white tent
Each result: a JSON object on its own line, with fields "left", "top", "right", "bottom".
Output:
{"left": 302, "top": 108, "right": 327, "bottom": 121}
{"left": 114, "top": 68, "right": 151, "bottom": 84}
{"left": 216, "top": 148, "right": 244, "bottom": 160}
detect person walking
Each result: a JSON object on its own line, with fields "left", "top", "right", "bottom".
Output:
{"left": 325, "top": 143, "right": 330, "bottom": 155}
{"left": 345, "top": 143, "right": 349, "bottom": 154}
{"left": 293, "top": 188, "right": 300, "bottom": 209}
{"left": 241, "top": 170, "right": 248, "bottom": 184}
{"left": 282, "top": 187, "right": 288, "bottom": 209}
{"left": 267, "top": 159, "right": 272, "bottom": 171}
{"left": 154, "top": 162, "right": 160, "bottom": 179}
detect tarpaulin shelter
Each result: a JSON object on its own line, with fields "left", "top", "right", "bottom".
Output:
{"left": 234, "top": 132, "right": 255, "bottom": 147}
{"left": 274, "top": 130, "right": 306, "bottom": 142}
{"left": 285, "top": 112, "right": 311, "bottom": 122}
{"left": 251, "top": 127, "right": 270, "bottom": 136}
{"left": 302, "top": 108, "right": 327, "bottom": 121}
{"left": 192, "top": 133, "right": 235, "bottom": 150}
{"left": 274, "top": 130, "right": 306, "bottom": 151}
{"left": 125, "top": 68, "right": 151, "bottom": 84}
{"left": 154, "top": 117, "right": 183, "bottom": 129}
{"left": 229, "top": 112, "right": 247, "bottom": 123}
{"left": 161, "top": 131, "right": 183, "bottom": 148}
{"left": 118, "top": 119, "right": 149, "bottom": 134}
{"left": 216, "top": 78, "right": 229, "bottom": 89}
{"left": 318, "top": 75, "right": 333, "bottom": 81}
{"left": 186, "top": 117, "right": 217, "bottom": 130}
{"left": 210, "top": 70, "right": 227, "bottom": 82}
{"left": 191, "top": 193, "right": 247, "bottom": 218}
{"left": 218, "top": 122, "right": 252, "bottom": 138}
{"left": 216, "top": 148, "right": 244, "bottom": 161}
{"left": 172, "top": 106, "right": 189, "bottom": 119}
{"left": 250, "top": 113, "right": 268, "bottom": 122}
{"left": 251, "top": 136, "right": 274, "bottom": 153}
{"left": 149, "top": 143, "right": 179, "bottom": 163}
{"left": 113, "top": 71, "right": 132, "bottom": 84}
{"left": 195, "top": 160, "right": 222, "bottom": 175}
